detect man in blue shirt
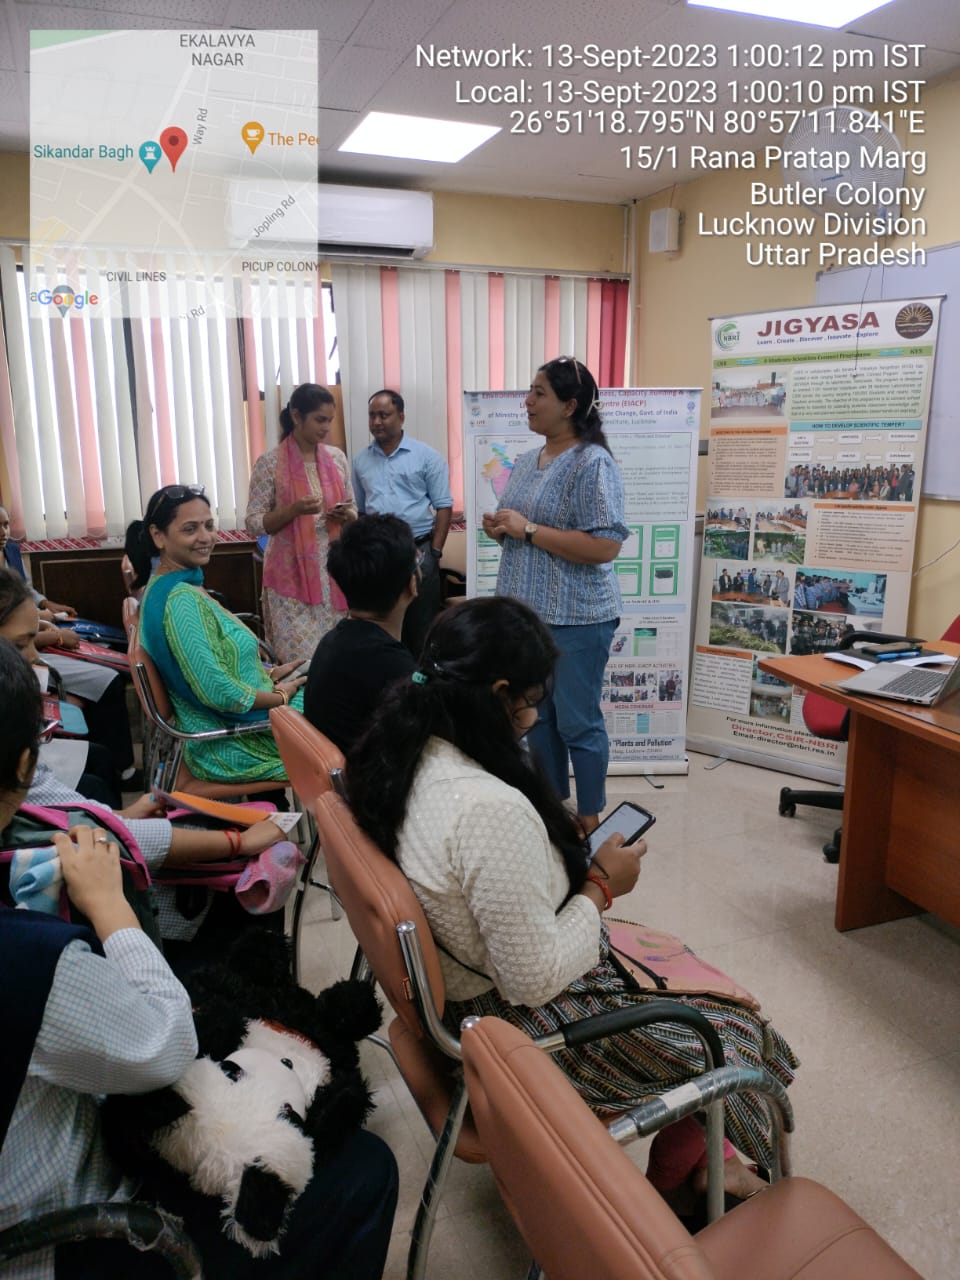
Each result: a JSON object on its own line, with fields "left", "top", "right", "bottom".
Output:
{"left": 352, "top": 390, "right": 453, "bottom": 657}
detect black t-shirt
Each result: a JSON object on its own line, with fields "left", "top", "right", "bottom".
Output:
{"left": 302, "top": 617, "right": 414, "bottom": 753}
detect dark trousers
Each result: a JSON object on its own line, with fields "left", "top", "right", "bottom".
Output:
{"left": 56, "top": 1130, "right": 398, "bottom": 1280}
{"left": 80, "top": 674, "right": 135, "bottom": 776}
{"left": 401, "top": 546, "right": 443, "bottom": 661}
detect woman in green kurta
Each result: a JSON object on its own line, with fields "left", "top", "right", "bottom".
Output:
{"left": 125, "top": 485, "right": 307, "bottom": 783}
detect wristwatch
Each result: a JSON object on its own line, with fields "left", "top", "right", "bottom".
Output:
{"left": 429, "top": 546, "right": 443, "bottom": 560}
{"left": 524, "top": 522, "right": 538, "bottom": 544}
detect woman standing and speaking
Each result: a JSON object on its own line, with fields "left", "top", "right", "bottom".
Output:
{"left": 483, "top": 357, "right": 627, "bottom": 835}
{"left": 245, "top": 383, "right": 357, "bottom": 663}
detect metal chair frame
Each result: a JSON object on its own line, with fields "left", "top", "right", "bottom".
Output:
{"left": 0, "top": 1202, "right": 202, "bottom": 1278}
{"left": 313, "top": 791, "right": 788, "bottom": 1280}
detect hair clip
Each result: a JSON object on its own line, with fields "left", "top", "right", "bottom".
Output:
{"left": 411, "top": 671, "right": 428, "bottom": 685}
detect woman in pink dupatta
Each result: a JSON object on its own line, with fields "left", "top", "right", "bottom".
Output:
{"left": 245, "top": 384, "right": 357, "bottom": 663}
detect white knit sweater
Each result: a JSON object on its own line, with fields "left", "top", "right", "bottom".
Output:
{"left": 397, "top": 738, "right": 601, "bottom": 1005}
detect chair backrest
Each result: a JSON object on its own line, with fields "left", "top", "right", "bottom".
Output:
{"left": 461, "top": 1016, "right": 714, "bottom": 1280}
{"left": 128, "top": 636, "right": 175, "bottom": 725}
{"left": 269, "top": 707, "right": 344, "bottom": 807}
{"left": 313, "top": 789, "right": 446, "bottom": 1039}
{"left": 941, "top": 614, "right": 960, "bottom": 644}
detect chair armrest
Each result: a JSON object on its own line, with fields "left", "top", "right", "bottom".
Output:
{"left": 0, "top": 1203, "right": 202, "bottom": 1277}
{"left": 543, "top": 1002, "right": 725, "bottom": 1072}
{"left": 608, "top": 1062, "right": 794, "bottom": 1181}
{"left": 135, "top": 663, "right": 275, "bottom": 743}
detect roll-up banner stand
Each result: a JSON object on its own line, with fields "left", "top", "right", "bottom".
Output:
{"left": 465, "top": 387, "right": 701, "bottom": 775}
{"left": 687, "top": 298, "right": 942, "bottom": 780}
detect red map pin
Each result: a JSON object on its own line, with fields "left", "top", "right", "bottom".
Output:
{"left": 159, "top": 126, "right": 187, "bottom": 172}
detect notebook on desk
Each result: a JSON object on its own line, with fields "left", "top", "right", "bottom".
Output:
{"left": 834, "top": 654, "right": 960, "bottom": 706}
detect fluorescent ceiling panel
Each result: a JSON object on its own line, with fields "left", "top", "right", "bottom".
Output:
{"left": 338, "top": 111, "right": 500, "bottom": 163}
{"left": 688, "top": 0, "right": 895, "bottom": 28}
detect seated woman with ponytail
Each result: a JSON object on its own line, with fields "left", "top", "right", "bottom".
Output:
{"left": 125, "top": 486, "right": 306, "bottom": 785}
{"left": 348, "top": 597, "right": 799, "bottom": 1213}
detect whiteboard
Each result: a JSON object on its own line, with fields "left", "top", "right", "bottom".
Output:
{"left": 815, "top": 244, "right": 957, "bottom": 499}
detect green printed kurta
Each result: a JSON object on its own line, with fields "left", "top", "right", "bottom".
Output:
{"left": 154, "top": 581, "right": 303, "bottom": 782}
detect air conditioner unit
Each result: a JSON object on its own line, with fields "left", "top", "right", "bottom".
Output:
{"left": 226, "top": 182, "right": 434, "bottom": 260}
{"left": 319, "top": 184, "right": 434, "bottom": 260}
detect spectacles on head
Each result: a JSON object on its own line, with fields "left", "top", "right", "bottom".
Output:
{"left": 146, "top": 484, "right": 207, "bottom": 522}
{"left": 555, "top": 356, "right": 582, "bottom": 384}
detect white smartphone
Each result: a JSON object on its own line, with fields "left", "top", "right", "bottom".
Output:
{"left": 587, "top": 801, "right": 656, "bottom": 859}
{"left": 291, "top": 659, "right": 311, "bottom": 678}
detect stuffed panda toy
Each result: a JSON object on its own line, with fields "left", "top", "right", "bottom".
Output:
{"left": 104, "top": 929, "right": 382, "bottom": 1257}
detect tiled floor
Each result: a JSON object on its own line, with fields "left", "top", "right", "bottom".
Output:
{"left": 296, "top": 752, "right": 959, "bottom": 1279}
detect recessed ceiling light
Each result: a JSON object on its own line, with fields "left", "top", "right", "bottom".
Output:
{"left": 688, "top": 0, "right": 895, "bottom": 28}
{"left": 338, "top": 112, "right": 500, "bottom": 164}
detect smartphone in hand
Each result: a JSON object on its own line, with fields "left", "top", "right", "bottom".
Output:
{"left": 587, "top": 801, "right": 656, "bottom": 859}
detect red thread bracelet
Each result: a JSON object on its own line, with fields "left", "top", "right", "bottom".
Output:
{"left": 585, "top": 872, "right": 613, "bottom": 912}
{"left": 224, "top": 828, "right": 241, "bottom": 856}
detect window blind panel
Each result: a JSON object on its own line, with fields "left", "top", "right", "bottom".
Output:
{"left": 444, "top": 270, "right": 463, "bottom": 511}
{"left": 330, "top": 263, "right": 384, "bottom": 461}
{"left": 397, "top": 268, "right": 447, "bottom": 459}
{"left": 225, "top": 315, "right": 249, "bottom": 524}
{"left": 0, "top": 286, "right": 25, "bottom": 535}
{"left": 206, "top": 318, "right": 238, "bottom": 529}
{"left": 29, "top": 303, "right": 68, "bottom": 538}
{"left": 459, "top": 271, "right": 490, "bottom": 394}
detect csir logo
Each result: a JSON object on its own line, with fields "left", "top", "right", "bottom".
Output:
{"left": 714, "top": 322, "right": 740, "bottom": 352}
{"left": 31, "top": 284, "right": 99, "bottom": 316}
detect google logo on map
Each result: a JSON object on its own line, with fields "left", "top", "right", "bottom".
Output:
{"left": 30, "top": 285, "right": 100, "bottom": 314}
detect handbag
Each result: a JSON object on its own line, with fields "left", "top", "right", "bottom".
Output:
{"left": 606, "top": 918, "right": 761, "bottom": 1011}
{"left": 1, "top": 803, "right": 160, "bottom": 946}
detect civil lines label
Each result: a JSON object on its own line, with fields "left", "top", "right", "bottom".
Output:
{"left": 29, "top": 29, "right": 320, "bottom": 319}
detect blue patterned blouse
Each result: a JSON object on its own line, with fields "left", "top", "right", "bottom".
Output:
{"left": 495, "top": 443, "right": 628, "bottom": 625}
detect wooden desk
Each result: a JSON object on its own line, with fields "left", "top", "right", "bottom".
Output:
{"left": 758, "top": 646, "right": 960, "bottom": 932}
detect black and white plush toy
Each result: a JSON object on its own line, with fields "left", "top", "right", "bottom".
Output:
{"left": 104, "top": 930, "right": 382, "bottom": 1257}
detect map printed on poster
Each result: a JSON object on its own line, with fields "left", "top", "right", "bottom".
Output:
{"left": 465, "top": 387, "right": 701, "bottom": 772}
{"left": 687, "top": 297, "right": 941, "bottom": 776}
{"left": 29, "top": 30, "right": 319, "bottom": 318}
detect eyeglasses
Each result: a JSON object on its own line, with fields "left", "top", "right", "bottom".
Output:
{"left": 555, "top": 356, "right": 582, "bottom": 384}
{"left": 146, "top": 484, "right": 207, "bottom": 521}
{"left": 161, "top": 483, "right": 206, "bottom": 501}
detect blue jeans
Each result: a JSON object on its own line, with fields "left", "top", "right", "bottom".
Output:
{"left": 528, "top": 618, "right": 617, "bottom": 817}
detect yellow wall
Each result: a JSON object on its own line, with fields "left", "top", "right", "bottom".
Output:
{"left": 0, "top": 152, "right": 29, "bottom": 239}
{"left": 428, "top": 192, "right": 626, "bottom": 273}
{"left": 634, "top": 76, "right": 960, "bottom": 638}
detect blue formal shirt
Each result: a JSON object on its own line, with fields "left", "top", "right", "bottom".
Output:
{"left": 495, "top": 443, "right": 628, "bottom": 626}
{"left": 352, "top": 434, "right": 453, "bottom": 539}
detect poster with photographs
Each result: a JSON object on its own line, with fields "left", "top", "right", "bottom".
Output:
{"left": 688, "top": 298, "right": 941, "bottom": 776}
{"left": 465, "top": 387, "right": 701, "bottom": 772}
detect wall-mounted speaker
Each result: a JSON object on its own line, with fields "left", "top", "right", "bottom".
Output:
{"left": 648, "top": 207, "right": 680, "bottom": 254}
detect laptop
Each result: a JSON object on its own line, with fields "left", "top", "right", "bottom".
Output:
{"left": 834, "top": 655, "right": 960, "bottom": 706}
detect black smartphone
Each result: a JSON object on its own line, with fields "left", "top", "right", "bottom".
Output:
{"left": 587, "top": 801, "right": 656, "bottom": 858}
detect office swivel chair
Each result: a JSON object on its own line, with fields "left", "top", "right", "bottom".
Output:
{"left": 778, "top": 618, "right": 960, "bottom": 862}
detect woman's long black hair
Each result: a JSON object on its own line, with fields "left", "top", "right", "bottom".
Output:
{"left": 346, "top": 597, "right": 590, "bottom": 894}
{"left": 0, "top": 568, "right": 31, "bottom": 628}
{"left": 540, "top": 356, "right": 610, "bottom": 453}
{"left": 0, "top": 637, "right": 42, "bottom": 794}
{"left": 123, "top": 485, "right": 212, "bottom": 590}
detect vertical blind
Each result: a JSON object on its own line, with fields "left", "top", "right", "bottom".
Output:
{"left": 1, "top": 248, "right": 628, "bottom": 537}
{"left": 332, "top": 264, "right": 629, "bottom": 510}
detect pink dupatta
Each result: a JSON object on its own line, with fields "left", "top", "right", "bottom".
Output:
{"left": 263, "top": 435, "right": 347, "bottom": 611}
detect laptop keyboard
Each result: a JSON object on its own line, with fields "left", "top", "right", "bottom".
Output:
{"left": 881, "top": 668, "right": 945, "bottom": 698}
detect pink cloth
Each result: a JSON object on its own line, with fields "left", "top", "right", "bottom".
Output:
{"left": 262, "top": 435, "right": 347, "bottom": 611}
{"left": 235, "top": 841, "right": 305, "bottom": 915}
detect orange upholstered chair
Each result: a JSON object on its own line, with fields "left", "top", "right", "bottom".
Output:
{"left": 462, "top": 1015, "right": 922, "bottom": 1280}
